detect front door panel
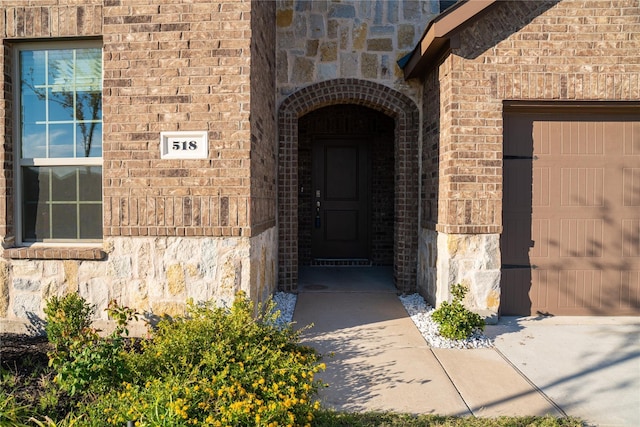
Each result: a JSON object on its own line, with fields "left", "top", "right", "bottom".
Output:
{"left": 312, "top": 139, "right": 370, "bottom": 259}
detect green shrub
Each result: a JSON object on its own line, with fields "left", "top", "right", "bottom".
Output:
{"left": 68, "top": 293, "right": 325, "bottom": 427}
{"left": 43, "top": 294, "right": 94, "bottom": 353}
{"left": 44, "top": 296, "right": 137, "bottom": 396}
{"left": 431, "top": 284, "right": 485, "bottom": 340}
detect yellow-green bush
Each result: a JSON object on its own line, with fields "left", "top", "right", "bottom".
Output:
{"left": 70, "top": 295, "right": 324, "bottom": 427}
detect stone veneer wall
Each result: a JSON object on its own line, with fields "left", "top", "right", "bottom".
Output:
{"left": 418, "top": 0, "right": 640, "bottom": 315}
{"left": 0, "top": 0, "right": 278, "bottom": 329}
{"left": 276, "top": 0, "right": 435, "bottom": 101}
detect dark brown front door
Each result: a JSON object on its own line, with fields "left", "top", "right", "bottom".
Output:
{"left": 312, "top": 138, "right": 370, "bottom": 259}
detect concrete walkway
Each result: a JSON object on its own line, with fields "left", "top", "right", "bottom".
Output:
{"left": 293, "top": 267, "right": 640, "bottom": 426}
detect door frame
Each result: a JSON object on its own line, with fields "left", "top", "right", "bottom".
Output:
{"left": 277, "top": 79, "right": 420, "bottom": 293}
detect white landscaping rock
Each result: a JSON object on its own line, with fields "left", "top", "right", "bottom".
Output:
{"left": 271, "top": 292, "right": 297, "bottom": 327}
{"left": 399, "top": 293, "right": 493, "bottom": 349}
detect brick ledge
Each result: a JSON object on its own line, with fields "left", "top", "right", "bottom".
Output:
{"left": 3, "top": 247, "right": 106, "bottom": 260}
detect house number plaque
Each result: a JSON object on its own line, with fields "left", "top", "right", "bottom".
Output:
{"left": 160, "top": 131, "right": 208, "bottom": 159}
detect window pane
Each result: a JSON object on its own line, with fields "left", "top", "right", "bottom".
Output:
{"left": 75, "top": 48, "right": 102, "bottom": 91}
{"left": 76, "top": 122, "right": 102, "bottom": 158}
{"left": 79, "top": 166, "right": 102, "bottom": 201}
{"left": 79, "top": 204, "right": 102, "bottom": 239}
{"left": 48, "top": 123, "right": 75, "bottom": 157}
{"left": 23, "top": 202, "right": 49, "bottom": 241}
{"left": 51, "top": 167, "right": 77, "bottom": 201}
{"left": 48, "top": 49, "right": 74, "bottom": 89}
{"left": 21, "top": 123, "right": 47, "bottom": 158}
{"left": 51, "top": 204, "right": 77, "bottom": 239}
{"left": 22, "top": 166, "right": 52, "bottom": 241}
{"left": 23, "top": 166, "right": 50, "bottom": 204}
{"left": 48, "top": 88, "right": 75, "bottom": 121}
{"left": 20, "top": 50, "right": 45, "bottom": 86}
{"left": 21, "top": 90, "right": 46, "bottom": 123}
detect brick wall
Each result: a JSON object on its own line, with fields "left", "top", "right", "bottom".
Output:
{"left": 249, "top": 0, "right": 277, "bottom": 236}
{"left": 429, "top": 0, "right": 640, "bottom": 233}
{"left": 102, "top": 1, "right": 254, "bottom": 238}
{"left": 0, "top": 42, "right": 13, "bottom": 242}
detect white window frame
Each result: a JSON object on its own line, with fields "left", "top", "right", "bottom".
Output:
{"left": 13, "top": 41, "right": 103, "bottom": 246}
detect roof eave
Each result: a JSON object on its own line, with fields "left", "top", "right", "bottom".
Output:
{"left": 403, "top": 0, "right": 499, "bottom": 80}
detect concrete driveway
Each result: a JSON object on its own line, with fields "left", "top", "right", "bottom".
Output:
{"left": 486, "top": 317, "right": 640, "bottom": 427}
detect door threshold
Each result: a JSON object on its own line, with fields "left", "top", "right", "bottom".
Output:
{"left": 311, "top": 259, "right": 372, "bottom": 266}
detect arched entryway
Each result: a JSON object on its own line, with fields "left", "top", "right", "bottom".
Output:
{"left": 278, "top": 79, "right": 419, "bottom": 293}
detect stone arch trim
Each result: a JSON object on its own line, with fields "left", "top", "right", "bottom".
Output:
{"left": 278, "top": 78, "right": 419, "bottom": 293}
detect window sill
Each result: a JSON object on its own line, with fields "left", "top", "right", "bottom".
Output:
{"left": 3, "top": 246, "right": 106, "bottom": 260}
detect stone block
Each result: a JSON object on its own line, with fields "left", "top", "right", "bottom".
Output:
{"left": 398, "top": 24, "right": 415, "bottom": 48}
{"left": 277, "top": 51, "right": 288, "bottom": 83}
{"left": 352, "top": 21, "right": 368, "bottom": 49}
{"left": 318, "top": 63, "right": 337, "bottom": 80}
{"left": 320, "top": 41, "right": 337, "bottom": 61}
{"left": 340, "top": 52, "right": 358, "bottom": 75}
{"left": 0, "top": 262, "right": 8, "bottom": 317}
{"left": 387, "top": 0, "right": 398, "bottom": 23}
{"left": 361, "top": 53, "right": 378, "bottom": 78}
{"left": 152, "top": 301, "right": 186, "bottom": 318}
{"left": 310, "top": 14, "right": 325, "bottom": 38}
{"left": 370, "top": 25, "right": 394, "bottom": 35}
{"left": 12, "top": 293, "right": 41, "bottom": 319}
{"left": 276, "top": 8, "right": 293, "bottom": 27}
{"left": 291, "top": 56, "right": 314, "bottom": 83}
{"left": 306, "top": 39, "right": 319, "bottom": 56}
{"left": 63, "top": 260, "right": 78, "bottom": 292}
{"left": 293, "top": 14, "right": 307, "bottom": 38}
{"left": 13, "top": 278, "right": 40, "bottom": 292}
{"left": 167, "top": 263, "right": 187, "bottom": 296}
{"left": 367, "top": 38, "right": 393, "bottom": 51}
{"left": 328, "top": 4, "right": 355, "bottom": 19}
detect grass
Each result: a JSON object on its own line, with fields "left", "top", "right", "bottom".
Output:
{"left": 313, "top": 411, "right": 584, "bottom": 426}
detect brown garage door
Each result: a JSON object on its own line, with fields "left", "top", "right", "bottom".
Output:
{"left": 501, "top": 107, "right": 640, "bottom": 315}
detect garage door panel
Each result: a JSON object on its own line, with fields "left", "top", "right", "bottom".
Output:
{"left": 558, "top": 218, "right": 603, "bottom": 258}
{"left": 532, "top": 167, "right": 550, "bottom": 207}
{"left": 560, "top": 167, "right": 604, "bottom": 207}
{"left": 620, "top": 271, "right": 640, "bottom": 309}
{"left": 502, "top": 111, "right": 640, "bottom": 315}
{"left": 621, "top": 219, "right": 640, "bottom": 257}
{"left": 560, "top": 121, "right": 605, "bottom": 155}
{"left": 623, "top": 168, "right": 640, "bottom": 206}
{"left": 531, "top": 219, "right": 550, "bottom": 258}
{"left": 622, "top": 121, "right": 640, "bottom": 155}
{"left": 557, "top": 270, "right": 603, "bottom": 310}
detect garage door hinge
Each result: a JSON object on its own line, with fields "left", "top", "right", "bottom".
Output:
{"left": 504, "top": 155, "right": 538, "bottom": 160}
{"left": 502, "top": 264, "right": 537, "bottom": 269}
